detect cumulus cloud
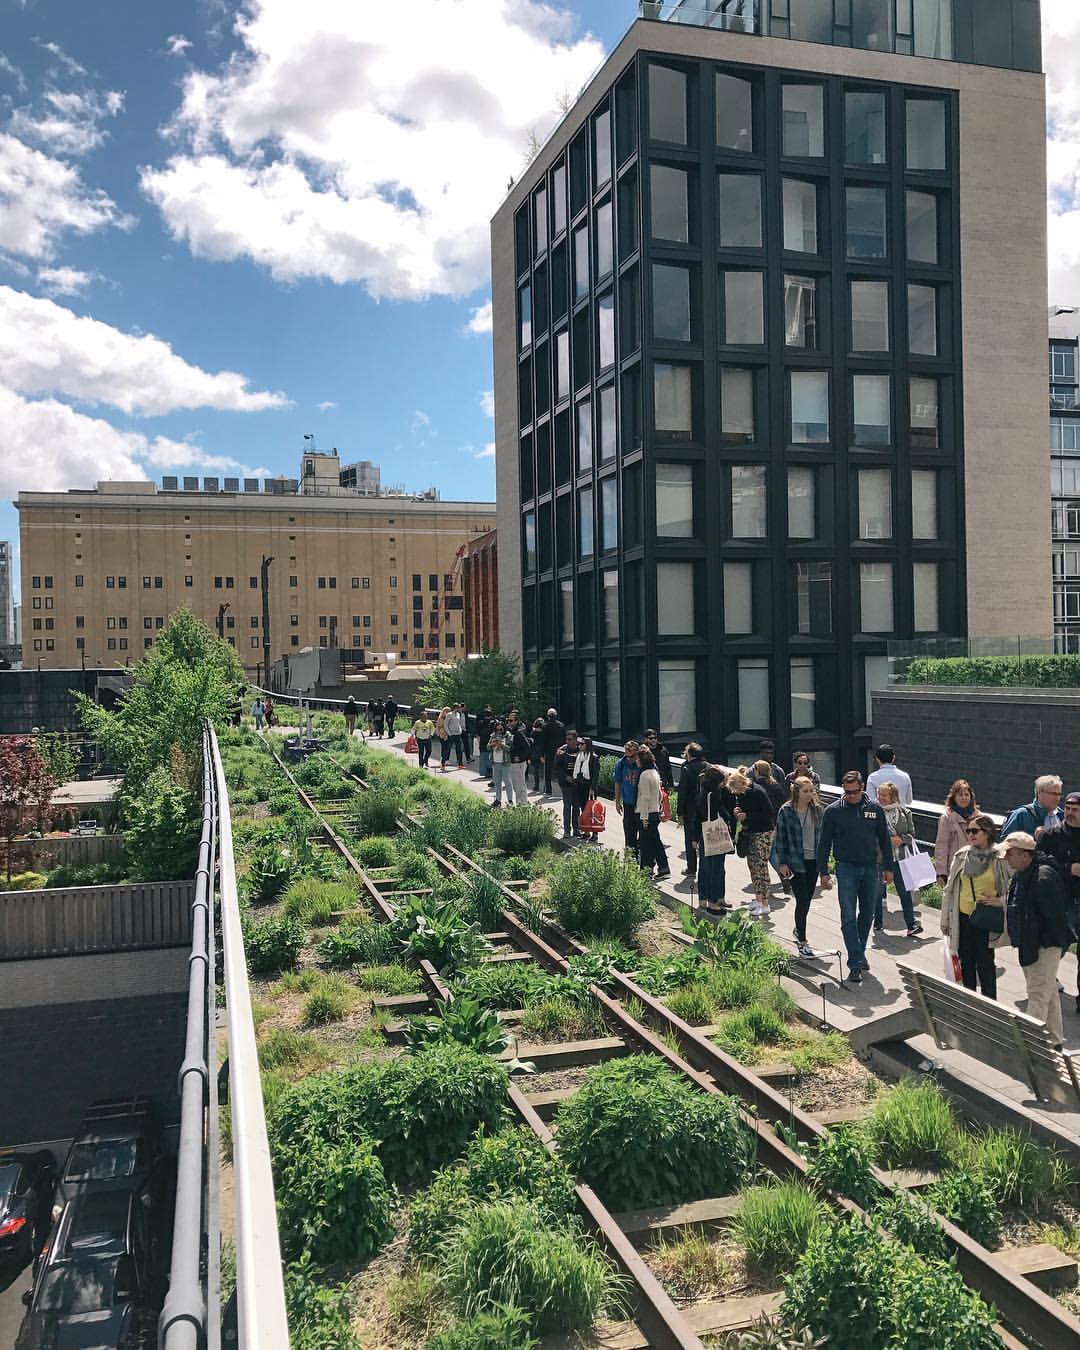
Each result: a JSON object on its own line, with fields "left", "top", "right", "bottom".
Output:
{"left": 475, "top": 443, "right": 496, "bottom": 460}
{"left": 0, "top": 284, "right": 289, "bottom": 415}
{"left": 316, "top": 399, "right": 336, "bottom": 411}
{"left": 36, "top": 264, "right": 95, "bottom": 295}
{"left": 141, "top": 0, "right": 603, "bottom": 299}
{"left": 480, "top": 389, "right": 494, "bottom": 419}
{"left": 0, "top": 132, "right": 131, "bottom": 259}
{"left": 166, "top": 34, "right": 194, "bottom": 57}
{"left": 11, "top": 86, "right": 125, "bottom": 157}
{"left": 466, "top": 299, "right": 493, "bottom": 335}
{"left": 1045, "top": 0, "right": 1080, "bottom": 302}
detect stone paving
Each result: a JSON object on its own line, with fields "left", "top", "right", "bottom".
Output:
{"left": 358, "top": 728, "right": 1080, "bottom": 1143}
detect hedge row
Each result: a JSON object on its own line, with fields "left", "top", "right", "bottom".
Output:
{"left": 907, "top": 655, "right": 1080, "bottom": 689}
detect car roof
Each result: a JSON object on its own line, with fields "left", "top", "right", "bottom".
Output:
{"left": 76, "top": 1097, "right": 156, "bottom": 1129}
{"left": 55, "top": 1191, "right": 132, "bottom": 1260}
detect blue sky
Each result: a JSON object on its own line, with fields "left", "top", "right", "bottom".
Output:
{"left": 0, "top": 0, "right": 1077, "bottom": 601}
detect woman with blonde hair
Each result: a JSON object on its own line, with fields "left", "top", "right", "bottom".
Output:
{"left": 940, "top": 814, "right": 1008, "bottom": 999}
{"left": 434, "top": 706, "right": 451, "bottom": 773}
{"left": 726, "top": 769, "right": 774, "bottom": 917}
{"left": 874, "top": 780, "right": 922, "bottom": 937}
{"left": 934, "top": 779, "right": 980, "bottom": 884}
{"left": 771, "top": 775, "right": 823, "bottom": 957}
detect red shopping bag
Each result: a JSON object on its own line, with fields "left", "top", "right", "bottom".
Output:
{"left": 578, "top": 798, "right": 606, "bottom": 834}
{"left": 940, "top": 938, "right": 962, "bottom": 984}
{"left": 660, "top": 788, "right": 672, "bottom": 823}
{"left": 404, "top": 733, "right": 418, "bottom": 754}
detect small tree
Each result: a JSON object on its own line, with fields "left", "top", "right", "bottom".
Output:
{"left": 416, "top": 651, "right": 548, "bottom": 721}
{"left": 0, "top": 737, "right": 56, "bottom": 879}
{"left": 37, "top": 732, "right": 80, "bottom": 786}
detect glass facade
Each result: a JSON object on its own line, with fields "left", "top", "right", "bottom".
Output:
{"left": 1051, "top": 331, "right": 1080, "bottom": 650}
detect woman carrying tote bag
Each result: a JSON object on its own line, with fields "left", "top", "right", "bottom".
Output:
{"left": 770, "top": 775, "right": 823, "bottom": 958}
{"left": 940, "top": 814, "right": 1009, "bottom": 999}
{"left": 697, "top": 766, "right": 735, "bottom": 915}
{"left": 874, "top": 780, "right": 924, "bottom": 938}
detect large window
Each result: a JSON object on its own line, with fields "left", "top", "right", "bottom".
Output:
{"left": 787, "top": 0, "right": 833, "bottom": 44}
{"left": 795, "top": 563, "right": 832, "bottom": 635}
{"left": 560, "top": 579, "right": 574, "bottom": 643}
{"left": 864, "top": 654, "right": 889, "bottom": 725}
{"left": 847, "top": 187, "right": 887, "bottom": 259}
{"left": 519, "top": 284, "right": 532, "bottom": 348}
{"left": 715, "top": 72, "right": 753, "bottom": 152}
{"left": 1052, "top": 418, "right": 1080, "bottom": 451}
{"left": 732, "top": 464, "right": 767, "bottom": 538}
{"left": 655, "top": 362, "right": 693, "bottom": 436}
{"left": 914, "top": 562, "right": 940, "bottom": 631}
{"left": 649, "top": 65, "right": 687, "bottom": 144}
{"left": 658, "top": 660, "right": 696, "bottom": 734}
{"left": 605, "top": 661, "right": 621, "bottom": 734}
{"left": 913, "top": 0, "right": 953, "bottom": 58}
{"left": 845, "top": 90, "right": 887, "bottom": 164}
{"left": 657, "top": 562, "right": 695, "bottom": 635}
{"left": 573, "top": 226, "right": 589, "bottom": 299}
{"left": 724, "top": 562, "right": 753, "bottom": 634}
{"left": 720, "top": 366, "right": 755, "bottom": 442}
{"left": 853, "top": 374, "right": 892, "bottom": 447}
{"left": 737, "top": 658, "right": 770, "bottom": 731}
{"left": 790, "top": 371, "right": 829, "bottom": 443}
{"left": 910, "top": 376, "right": 940, "bottom": 447}
{"left": 718, "top": 173, "right": 762, "bottom": 248}
{"left": 656, "top": 463, "right": 694, "bottom": 537}
{"left": 787, "top": 466, "right": 815, "bottom": 538}
{"left": 722, "top": 270, "right": 764, "bottom": 344}
{"left": 860, "top": 562, "right": 894, "bottom": 632}
{"left": 598, "top": 385, "right": 616, "bottom": 462}
{"left": 582, "top": 661, "right": 598, "bottom": 728}
{"left": 858, "top": 468, "right": 892, "bottom": 539}
{"left": 577, "top": 400, "right": 592, "bottom": 471}
{"left": 556, "top": 330, "right": 570, "bottom": 401}
{"left": 552, "top": 163, "right": 567, "bottom": 236}
{"left": 600, "top": 477, "right": 618, "bottom": 552}
{"left": 523, "top": 511, "right": 537, "bottom": 574}
{"left": 782, "top": 83, "right": 824, "bottom": 157}
{"left": 534, "top": 187, "right": 547, "bottom": 255}
{"left": 594, "top": 109, "right": 611, "bottom": 187}
{"left": 783, "top": 179, "right": 818, "bottom": 253}
{"left": 908, "top": 284, "right": 938, "bottom": 356}
{"left": 906, "top": 191, "right": 939, "bottom": 264}
{"left": 597, "top": 294, "right": 615, "bottom": 368}
{"left": 603, "top": 571, "right": 619, "bottom": 640}
{"left": 907, "top": 98, "right": 947, "bottom": 171}
{"left": 578, "top": 489, "right": 594, "bottom": 559}
{"left": 852, "top": 0, "right": 892, "bottom": 51}
{"left": 653, "top": 263, "right": 691, "bottom": 341}
{"left": 851, "top": 280, "right": 889, "bottom": 351}
{"left": 595, "top": 201, "right": 613, "bottom": 278}
{"left": 791, "top": 658, "right": 816, "bottom": 730}
{"left": 784, "top": 274, "right": 816, "bottom": 348}
{"left": 651, "top": 164, "right": 689, "bottom": 242}
{"left": 912, "top": 469, "right": 938, "bottom": 539}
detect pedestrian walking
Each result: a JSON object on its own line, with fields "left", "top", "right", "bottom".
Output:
{"left": 571, "top": 735, "right": 601, "bottom": 834}
{"left": 678, "top": 742, "right": 707, "bottom": 879}
{"left": 940, "top": 814, "right": 1008, "bottom": 1000}
{"left": 383, "top": 695, "right": 398, "bottom": 737}
{"left": 344, "top": 695, "right": 359, "bottom": 737}
{"left": 698, "top": 766, "right": 735, "bottom": 914}
{"left": 445, "top": 704, "right": 466, "bottom": 767}
{"left": 1036, "top": 790, "right": 1080, "bottom": 1014}
{"left": 934, "top": 779, "right": 980, "bottom": 883}
{"left": 475, "top": 705, "right": 496, "bottom": 779}
{"left": 1002, "top": 831, "right": 1070, "bottom": 1043}
{"left": 873, "top": 780, "right": 922, "bottom": 937}
{"left": 771, "top": 775, "right": 823, "bottom": 957}
{"left": 264, "top": 696, "right": 276, "bottom": 728}
{"left": 554, "top": 730, "right": 583, "bottom": 837}
{"left": 817, "top": 770, "right": 895, "bottom": 984}
{"left": 751, "top": 758, "right": 788, "bottom": 894}
{"left": 642, "top": 730, "right": 673, "bottom": 792}
{"left": 529, "top": 717, "right": 547, "bottom": 792}
{"left": 866, "top": 744, "right": 913, "bottom": 805}
{"left": 1000, "top": 774, "right": 1064, "bottom": 841}
{"left": 636, "top": 747, "right": 670, "bottom": 880}
{"left": 250, "top": 696, "right": 265, "bottom": 731}
{"left": 542, "top": 708, "right": 566, "bottom": 795}
{"left": 435, "top": 707, "right": 451, "bottom": 772}
{"left": 506, "top": 711, "right": 532, "bottom": 805}
{"left": 785, "top": 753, "right": 820, "bottom": 791}
{"left": 726, "top": 770, "right": 774, "bottom": 917}
{"left": 757, "top": 740, "right": 787, "bottom": 786}
{"left": 371, "top": 697, "right": 386, "bottom": 739}
{"left": 488, "top": 721, "right": 513, "bottom": 807}
{"left": 411, "top": 711, "right": 435, "bottom": 768}
{"left": 613, "top": 740, "right": 642, "bottom": 859}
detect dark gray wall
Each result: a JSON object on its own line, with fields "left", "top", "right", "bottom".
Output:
{"left": 871, "top": 685, "right": 1080, "bottom": 815}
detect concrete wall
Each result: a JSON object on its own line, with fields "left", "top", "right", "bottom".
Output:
{"left": 871, "top": 685, "right": 1079, "bottom": 814}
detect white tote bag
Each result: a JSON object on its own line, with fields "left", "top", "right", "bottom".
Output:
{"left": 898, "top": 846, "right": 936, "bottom": 894}
{"left": 701, "top": 794, "right": 735, "bottom": 857}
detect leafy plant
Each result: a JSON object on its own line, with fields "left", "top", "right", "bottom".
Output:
{"left": 283, "top": 877, "right": 356, "bottom": 925}
{"left": 243, "top": 842, "right": 294, "bottom": 905}
{"left": 924, "top": 1170, "right": 1002, "bottom": 1249}
{"left": 502, "top": 855, "right": 533, "bottom": 882}
{"left": 520, "top": 996, "right": 603, "bottom": 1043}
{"left": 556, "top": 1056, "right": 751, "bottom": 1210}
{"left": 425, "top": 1306, "right": 537, "bottom": 1350}
{"left": 284, "top": 1251, "right": 359, "bottom": 1350}
{"left": 354, "top": 835, "right": 398, "bottom": 868}
{"left": 734, "top": 1183, "right": 826, "bottom": 1272}
{"left": 243, "top": 912, "right": 305, "bottom": 974}
{"left": 872, "top": 1191, "right": 949, "bottom": 1260}
{"left": 350, "top": 784, "right": 405, "bottom": 837}
{"left": 392, "top": 896, "right": 491, "bottom": 976}
{"left": 681, "top": 906, "right": 788, "bottom": 974}
{"left": 395, "top": 846, "right": 441, "bottom": 889}
{"left": 461, "top": 873, "right": 508, "bottom": 932}
{"left": 416, "top": 650, "right": 548, "bottom": 723}
{"left": 452, "top": 961, "right": 548, "bottom": 1010}
{"left": 863, "top": 1079, "right": 962, "bottom": 1170}
{"left": 665, "top": 983, "right": 716, "bottom": 1026}
{"left": 965, "top": 1126, "right": 1074, "bottom": 1210}
{"left": 45, "top": 861, "right": 127, "bottom": 888}
{"left": 122, "top": 765, "right": 199, "bottom": 882}
{"left": 304, "top": 975, "right": 357, "bottom": 1025}
{"left": 728, "top": 1316, "right": 826, "bottom": 1350}
{"left": 806, "top": 1125, "right": 880, "bottom": 1211}
{"left": 277, "top": 1134, "right": 393, "bottom": 1263}
{"left": 907, "top": 653, "right": 1080, "bottom": 689}
{"left": 319, "top": 920, "right": 396, "bottom": 967}
{"left": 490, "top": 805, "right": 556, "bottom": 856}
{"left": 546, "top": 848, "right": 655, "bottom": 941}
{"left": 4, "top": 870, "right": 47, "bottom": 890}
{"left": 412, "top": 795, "right": 493, "bottom": 857}
{"left": 405, "top": 998, "right": 511, "bottom": 1056}
{"left": 354, "top": 963, "right": 423, "bottom": 995}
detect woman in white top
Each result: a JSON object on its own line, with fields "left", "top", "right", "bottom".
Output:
{"left": 635, "top": 748, "right": 670, "bottom": 880}
{"left": 570, "top": 735, "right": 601, "bottom": 839}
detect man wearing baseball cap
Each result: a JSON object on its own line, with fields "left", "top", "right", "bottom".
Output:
{"left": 1000, "top": 831, "right": 1071, "bottom": 1043}
{"left": 1038, "top": 793, "right": 1080, "bottom": 1014}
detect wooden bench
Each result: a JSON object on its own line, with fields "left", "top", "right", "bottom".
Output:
{"left": 849, "top": 960, "right": 1080, "bottom": 1107}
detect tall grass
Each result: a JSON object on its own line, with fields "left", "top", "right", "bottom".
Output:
{"left": 734, "top": 1182, "right": 826, "bottom": 1271}
{"left": 863, "top": 1080, "right": 962, "bottom": 1170}
{"left": 964, "top": 1127, "right": 1075, "bottom": 1210}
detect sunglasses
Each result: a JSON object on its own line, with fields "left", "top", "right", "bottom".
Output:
{"left": 965, "top": 827, "right": 985, "bottom": 836}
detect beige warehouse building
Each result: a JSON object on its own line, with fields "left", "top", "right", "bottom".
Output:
{"left": 17, "top": 451, "right": 495, "bottom": 673}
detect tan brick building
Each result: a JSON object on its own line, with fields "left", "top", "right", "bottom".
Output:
{"left": 17, "top": 453, "right": 495, "bottom": 673}
{"left": 458, "top": 528, "right": 500, "bottom": 656}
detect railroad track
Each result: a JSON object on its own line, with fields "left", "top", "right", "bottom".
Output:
{"left": 261, "top": 740, "right": 1080, "bottom": 1350}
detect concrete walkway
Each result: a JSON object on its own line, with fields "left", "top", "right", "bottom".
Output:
{"left": 365, "top": 729, "right": 1080, "bottom": 1144}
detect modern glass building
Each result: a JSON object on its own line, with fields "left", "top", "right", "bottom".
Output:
{"left": 492, "top": 0, "right": 1048, "bottom": 774}
{"left": 1051, "top": 307, "right": 1080, "bottom": 651}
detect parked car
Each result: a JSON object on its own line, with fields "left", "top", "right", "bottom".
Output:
{"left": 16, "top": 1190, "right": 156, "bottom": 1349}
{"left": 57, "top": 1099, "right": 162, "bottom": 1211}
{"left": 0, "top": 1150, "right": 55, "bottom": 1273}
{"left": 72, "top": 819, "right": 101, "bottom": 837}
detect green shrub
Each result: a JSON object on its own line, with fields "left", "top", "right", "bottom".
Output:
{"left": 411, "top": 795, "right": 493, "bottom": 857}
{"left": 734, "top": 1183, "right": 826, "bottom": 1272}
{"left": 257, "top": 1028, "right": 333, "bottom": 1074}
{"left": 284, "top": 1251, "right": 358, "bottom": 1350}
{"left": 355, "top": 835, "right": 398, "bottom": 868}
{"left": 546, "top": 849, "right": 655, "bottom": 941}
{"left": 354, "top": 963, "right": 422, "bottom": 995}
{"left": 713, "top": 1006, "right": 791, "bottom": 1062}
{"left": 5, "top": 870, "right": 47, "bottom": 891}
{"left": 405, "top": 998, "right": 510, "bottom": 1056}
{"left": 966, "top": 1126, "right": 1074, "bottom": 1210}
{"left": 319, "top": 921, "right": 395, "bottom": 967}
{"left": 461, "top": 873, "right": 507, "bottom": 932}
{"left": 490, "top": 806, "right": 556, "bottom": 856}
{"left": 350, "top": 785, "right": 405, "bottom": 837}
{"left": 282, "top": 877, "right": 356, "bottom": 925}
{"left": 806, "top": 1125, "right": 879, "bottom": 1211}
{"left": 907, "top": 653, "right": 1080, "bottom": 689}
{"left": 391, "top": 896, "right": 490, "bottom": 976}
{"left": 520, "top": 996, "right": 603, "bottom": 1043}
{"left": 439, "top": 1199, "right": 615, "bottom": 1335}
{"left": 45, "top": 861, "right": 127, "bottom": 888}
{"left": 556, "top": 1056, "right": 751, "bottom": 1210}
{"left": 863, "top": 1079, "right": 962, "bottom": 1170}
{"left": 885, "top": 1249, "right": 1003, "bottom": 1350}
{"left": 662, "top": 983, "right": 715, "bottom": 1026}
{"left": 243, "top": 842, "right": 294, "bottom": 905}
{"left": 243, "top": 912, "right": 305, "bottom": 974}
{"left": 268, "top": 787, "right": 297, "bottom": 816}
{"left": 452, "top": 962, "right": 548, "bottom": 1010}
{"left": 277, "top": 1134, "right": 393, "bottom": 1263}
{"left": 425, "top": 1307, "right": 537, "bottom": 1350}
{"left": 502, "top": 855, "right": 533, "bottom": 882}
{"left": 304, "top": 975, "right": 356, "bottom": 1025}
{"left": 123, "top": 766, "right": 200, "bottom": 881}
{"left": 872, "top": 1191, "right": 949, "bottom": 1260}
{"left": 682, "top": 907, "right": 788, "bottom": 974}
{"left": 596, "top": 755, "right": 617, "bottom": 797}
{"left": 924, "top": 1171, "right": 1002, "bottom": 1249}
{"left": 395, "top": 846, "right": 441, "bottom": 889}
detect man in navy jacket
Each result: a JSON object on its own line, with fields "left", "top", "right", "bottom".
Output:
{"left": 818, "top": 770, "right": 895, "bottom": 984}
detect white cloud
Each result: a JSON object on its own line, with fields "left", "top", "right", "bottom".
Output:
{"left": 33, "top": 40, "right": 87, "bottom": 79}
{"left": 11, "top": 87, "right": 126, "bottom": 156}
{"left": 166, "top": 34, "right": 194, "bottom": 57}
{"left": 0, "top": 54, "right": 26, "bottom": 91}
{"left": 0, "top": 132, "right": 131, "bottom": 259}
{"left": 1045, "top": 0, "right": 1080, "bottom": 301}
{"left": 36, "top": 264, "right": 95, "bottom": 295}
{"left": 480, "top": 389, "right": 494, "bottom": 419}
{"left": 466, "top": 299, "right": 493, "bottom": 335}
{"left": 475, "top": 442, "right": 496, "bottom": 460}
{"left": 316, "top": 399, "right": 336, "bottom": 411}
{"left": 412, "top": 409, "right": 431, "bottom": 431}
{"left": 0, "top": 284, "right": 289, "bottom": 415}
{"left": 141, "top": 0, "right": 604, "bottom": 299}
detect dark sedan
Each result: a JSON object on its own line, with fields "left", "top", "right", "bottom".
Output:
{"left": 58, "top": 1099, "right": 161, "bottom": 1210}
{"left": 0, "top": 1153, "right": 55, "bottom": 1274}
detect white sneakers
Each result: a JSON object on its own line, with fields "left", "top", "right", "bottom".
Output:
{"left": 748, "top": 901, "right": 770, "bottom": 918}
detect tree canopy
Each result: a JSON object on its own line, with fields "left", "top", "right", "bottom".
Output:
{"left": 415, "top": 651, "right": 548, "bottom": 721}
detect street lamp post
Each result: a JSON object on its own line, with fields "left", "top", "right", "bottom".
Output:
{"left": 261, "top": 555, "right": 274, "bottom": 690}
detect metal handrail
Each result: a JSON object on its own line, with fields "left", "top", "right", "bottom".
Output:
{"left": 209, "top": 722, "right": 290, "bottom": 1349}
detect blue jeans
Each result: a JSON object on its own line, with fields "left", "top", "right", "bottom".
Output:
{"left": 492, "top": 762, "right": 512, "bottom": 805}
{"left": 478, "top": 749, "right": 491, "bottom": 777}
{"left": 835, "top": 861, "right": 879, "bottom": 973}
{"left": 876, "top": 867, "right": 916, "bottom": 928}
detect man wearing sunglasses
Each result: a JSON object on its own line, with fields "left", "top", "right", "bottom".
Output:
{"left": 818, "top": 770, "right": 895, "bottom": 985}
{"left": 1037, "top": 791, "right": 1080, "bottom": 1014}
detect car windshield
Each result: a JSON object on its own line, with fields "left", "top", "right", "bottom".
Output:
{"left": 65, "top": 1139, "right": 141, "bottom": 1182}
{"left": 36, "top": 1262, "right": 120, "bottom": 1314}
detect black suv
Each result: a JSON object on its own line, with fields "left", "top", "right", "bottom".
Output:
{"left": 16, "top": 1190, "right": 156, "bottom": 1349}
{"left": 58, "top": 1099, "right": 162, "bottom": 1211}
{"left": 0, "top": 1151, "right": 55, "bottom": 1273}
